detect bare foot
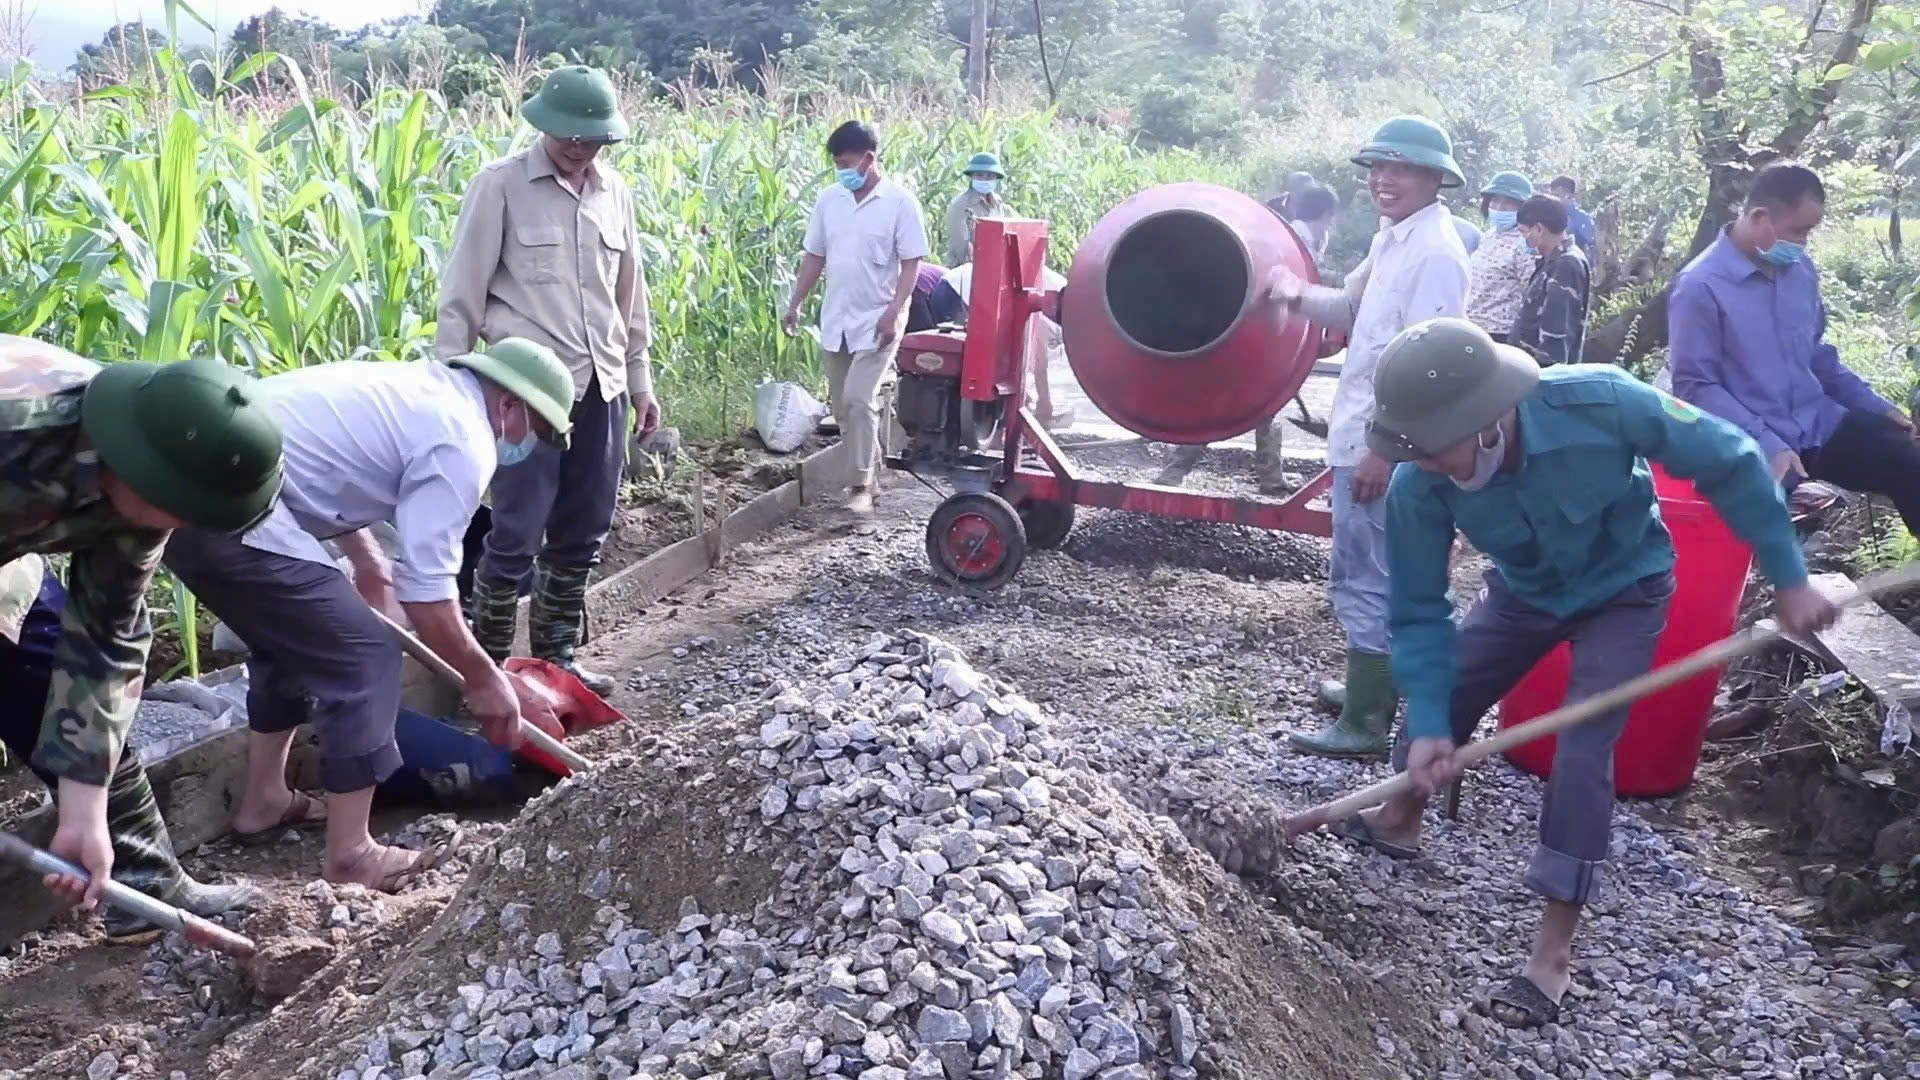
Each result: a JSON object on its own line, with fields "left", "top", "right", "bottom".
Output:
{"left": 325, "top": 840, "right": 426, "bottom": 894}
{"left": 232, "top": 789, "right": 326, "bottom": 838}
{"left": 1491, "top": 902, "right": 1578, "bottom": 1027}
{"left": 1359, "top": 796, "right": 1425, "bottom": 851}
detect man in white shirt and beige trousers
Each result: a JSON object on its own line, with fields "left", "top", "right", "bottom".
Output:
{"left": 437, "top": 66, "right": 659, "bottom": 695}
{"left": 783, "top": 120, "right": 931, "bottom": 514}
{"left": 164, "top": 340, "right": 578, "bottom": 892}
{"left": 1267, "top": 116, "right": 1473, "bottom": 758}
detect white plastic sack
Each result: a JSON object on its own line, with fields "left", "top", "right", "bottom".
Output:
{"left": 754, "top": 377, "right": 830, "bottom": 454}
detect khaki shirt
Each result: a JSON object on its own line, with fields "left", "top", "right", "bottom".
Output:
{"left": 436, "top": 144, "right": 653, "bottom": 400}
{"left": 944, "top": 188, "right": 1003, "bottom": 267}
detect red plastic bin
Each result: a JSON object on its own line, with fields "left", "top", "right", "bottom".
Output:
{"left": 1494, "top": 464, "right": 1753, "bottom": 797}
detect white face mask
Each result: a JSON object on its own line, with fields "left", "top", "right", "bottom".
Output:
{"left": 1451, "top": 424, "right": 1506, "bottom": 491}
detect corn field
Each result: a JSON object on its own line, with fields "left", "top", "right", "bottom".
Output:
{"left": 0, "top": 44, "right": 1223, "bottom": 678}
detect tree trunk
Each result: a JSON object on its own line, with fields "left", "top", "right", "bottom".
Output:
{"left": 968, "top": 0, "right": 990, "bottom": 103}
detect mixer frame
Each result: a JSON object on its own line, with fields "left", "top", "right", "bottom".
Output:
{"left": 886, "top": 217, "right": 1335, "bottom": 590}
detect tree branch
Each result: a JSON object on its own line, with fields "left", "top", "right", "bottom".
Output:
{"left": 1772, "top": 0, "right": 1879, "bottom": 156}
{"left": 1584, "top": 47, "right": 1675, "bottom": 86}
{"left": 1621, "top": 0, "right": 1683, "bottom": 15}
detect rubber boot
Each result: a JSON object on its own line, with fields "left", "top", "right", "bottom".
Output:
{"left": 468, "top": 575, "right": 520, "bottom": 665}
{"left": 98, "top": 752, "right": 265, "bottom": 943}
{"left": 530, "top": 559, "right": 616, "bottom": 697}
{"left": 1289, "top": 650, "right": 1396, "bottom": 758}
{"left": 1252, "top": 414, "right": 1292, "bottom": 494}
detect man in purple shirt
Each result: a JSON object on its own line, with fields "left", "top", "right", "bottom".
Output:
{"left": 1669, "top": 163, "right": 1920, "bottom": 531}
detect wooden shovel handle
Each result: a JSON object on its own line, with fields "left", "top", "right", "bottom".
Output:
{"left": 368, "top": 610, "right": 594, "bottom": 775}
{"left": 1290, "top": 561, "right": 1920, "bottom": 833}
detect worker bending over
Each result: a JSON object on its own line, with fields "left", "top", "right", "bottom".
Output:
{"left": 438, "top": 66, "right": 658, "bottom": 696}
{"left": 164, "top": 340, "right": 575, "bottom": 892}
{"left": 1351, "top": 318, "right": 1836, "bottom": 1028}
{"left": 0, "top": 337, "right": 283, "bottom": 921}
{"left": 1268, "top": 115, "right": 1472, "bottom": 758}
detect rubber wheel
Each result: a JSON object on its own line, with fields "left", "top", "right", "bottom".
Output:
{"left": 1017, "top": 498, "right": 1075, "bottom": 549}
{"left": 958, "top": 397, "right": 1001, "bottom": 448}
{"left": 927, "top": 492, "right": 1027, "bottom": 590}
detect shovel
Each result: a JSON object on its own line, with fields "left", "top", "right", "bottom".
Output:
{"left": 0, "top": 832, "right": 257, "bottom": 960}
{"left": 1285, "top": 561, "right": 1920, "bottom": 839}
{"left": 367, "top": 610, "right": 593, "bottom": 775}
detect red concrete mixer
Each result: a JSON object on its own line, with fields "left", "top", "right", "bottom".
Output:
{"left": 886, "top": 181, "right": 1341, "bottom": 588}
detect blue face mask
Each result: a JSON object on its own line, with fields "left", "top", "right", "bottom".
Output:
{"left": 495, "top": 403, "right": 537, "bottom": 466}
{"left": 1489, "top": 209, "right": 1518, "bottom": 231}
{"left": 972, "top": 178, "right": 998, "bottom": 196}
{"left": 1759, "top": 239, "right": 1804, "bottom": 266}
{"left": 836, "top": 166, "right": 866, "bottom": 192}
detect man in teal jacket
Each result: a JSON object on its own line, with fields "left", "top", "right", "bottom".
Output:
{"left": 1346, "top": 318, "right": 1837, "bottom": 1029}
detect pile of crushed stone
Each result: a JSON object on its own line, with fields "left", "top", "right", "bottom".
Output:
{"left": 209, "top": 631, "right": 1422, "bottom": 1080}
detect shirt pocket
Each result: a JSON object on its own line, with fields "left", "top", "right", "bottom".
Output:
{"left": 509, "top": 225, "right": 566, "bottom": 286}
{"left": 588, "top": 212, "right": 628, "bottom": 282}
{"left": 865, "top": 234, "right": 898, "bottom": 267}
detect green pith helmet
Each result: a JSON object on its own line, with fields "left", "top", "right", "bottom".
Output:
{"left": 449, "top": 338, "right": 578, "bottom": 448}
{"left": 522, "top": 65, "right": 630, "bottom": 143}
{"left": 1368, "top": 318, "right": 1540, "bottom": 462}
{"left": 1352, "top": 115, "right": 1466, "bottom": 188}
{"left": 1480, "top": 170, "right": 1534, "bottom": 204}
{"left": 82, "top": 358, "right": 284, "bottom": 533}
{"left": 961, "top": 152, "right": 1005, "bottom": 178}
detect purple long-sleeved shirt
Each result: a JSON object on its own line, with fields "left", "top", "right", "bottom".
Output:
{"left": 1668, "top": 229, "right": 1892, "bottom": 462}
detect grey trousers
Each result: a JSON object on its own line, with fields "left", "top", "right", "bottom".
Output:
{"left": 1329, "top": 466, "right": 1391, "bottom": 654}
{"left": 479, "top": 374, "right": 630, "bottom": 585}
{"left": 1392, "top": 568, "right": 1673, "bottom": 904}
{"left": 164, "top": 531, "right": 405, "bottom": 794}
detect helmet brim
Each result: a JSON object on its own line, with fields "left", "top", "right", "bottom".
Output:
{"left": 1369, "top": 342, "right": 1540, "bottom": 462}
{"left": 523, "top": 95, "right": 630, "bottom": 143}
{"left": 449, "top": 352, "right": 575, "bottom": 450}
{"left": 1351, "top": 147, "right": 1467, "bottom": 188}
{"left": 82, "top": 363, "right": 283, "bottom": 533}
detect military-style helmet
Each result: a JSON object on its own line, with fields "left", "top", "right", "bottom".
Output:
{"left": 449, "top": 338, "right": 578, "bottom": 448}
{"left": 1352, "top": 116, "right": 1466, "bottom": 188}
{"left": 1480, "top": 170, "right": 1535, "bottom": 204}
{"left": 961, "top": 152, "right": 1005, "bottom": 178}
{"left": 1368, "top": 318, "right": 1540, "bottom": 462}
{"left": 82, "top": 358, "right": 285, "bottom": 533}
{"left": 522, "top": 66, "right": 630, "bottom": 143}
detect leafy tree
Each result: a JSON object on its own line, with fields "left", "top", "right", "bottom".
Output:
{"left": 429, "top": 0, "right": 814, "bottom": 86}
{"left": 71, "top": 22, "right": 169, "bottom": 86}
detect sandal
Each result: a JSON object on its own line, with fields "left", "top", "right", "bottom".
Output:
{"left": 1488, "top": 973, "right": 1562, "bottom": 1029}
{"left": 1333, "top": 815, "right": 1421, "bottom": 861}
{"left": 339, "top": 829, "right": 465, "bottom": 895}
{"left": 232, "top": 790, "right": 328, "bottom": 847}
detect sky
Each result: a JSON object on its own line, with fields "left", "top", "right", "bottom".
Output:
{"left": 15, "top": 0, "right": 423, "bottom": 72}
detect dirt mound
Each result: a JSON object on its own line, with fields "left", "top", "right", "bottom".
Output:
{"left": 211, "top": 632, "right": 1411, "bottom": 1080}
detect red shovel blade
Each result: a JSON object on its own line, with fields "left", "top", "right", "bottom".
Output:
{"left": 504, "top": 658, "right": 629, "bottom": 778}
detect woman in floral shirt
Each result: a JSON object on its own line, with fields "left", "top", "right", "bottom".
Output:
{"left": 1464, "top": 171, "right": 1539, "bottom": 342}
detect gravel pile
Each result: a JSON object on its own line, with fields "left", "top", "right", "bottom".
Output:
{"left": 211, "top": 630, "right": 1396, "bottom": 1080}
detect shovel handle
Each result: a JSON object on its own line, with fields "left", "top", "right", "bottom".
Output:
{"left": 1289, "top": 561, "right": 1920, "bottom": 835}
{"left": 0, "top": 832, "right": 257, "bottom": 960}
{"left": 368, "top": 610, "right": 594, "bottom": 775}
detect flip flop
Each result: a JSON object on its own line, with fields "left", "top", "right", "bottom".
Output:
{"left": 379, "top": 828, "right": 465, "bottom": 894}
{"left": 1488, "top": 973, "right": 1562, "bottom": 1029}
{"left": 1332, "top": 815, "right": 1421, "bottom": 860}
{"left": 232, "top": 790, "right": 328, "bottom": 847}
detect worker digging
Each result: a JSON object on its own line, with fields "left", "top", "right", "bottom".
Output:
{"left": 5, "top": 59, "right": 1920, "bottom": 1079}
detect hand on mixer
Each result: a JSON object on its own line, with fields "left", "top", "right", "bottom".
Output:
{"left": 1266, "top": 265, "right": 1306, "bottom": 309}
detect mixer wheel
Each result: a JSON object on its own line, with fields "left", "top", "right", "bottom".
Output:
{"left": 927, "top": 492, "right": 1026, "bottom": 590}
{"left": 1016, "top": 497, "right": 1075, "bottom": 549}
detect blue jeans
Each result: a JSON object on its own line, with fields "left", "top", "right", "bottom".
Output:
{"left": 1329, "top": 465, "right": 1391, "bottom": 655}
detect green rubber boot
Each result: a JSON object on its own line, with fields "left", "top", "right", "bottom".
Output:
{"left": 468, "top": 575, "right": 520, "bottom": 665}
{"left": 530, "top": 559, "right": 617, "bottom": 697}
{"left": 1289, "top": 650, "right": 1396, "bottom": 758}
{"left": 99, "top": 751, "right": 264, "bottom": 943}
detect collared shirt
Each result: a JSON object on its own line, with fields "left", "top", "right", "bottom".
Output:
{"left": 804, "top": 178, "right": 931, "bottom": 354}
{"left": 944, "top": 188, "right": 1003, "bottom": 267}
{"left": 1563, "top": 200, "right": 1597, "bottom": 255}
{"left": 0, "top": 337, "right": 168, "bottom": 787}
{"left": 241, "top": 360, "right": 494, "bottom": 604}
{"left": 1512, "top": 239, "right": 1591, "bottom": 366}
{"left": 1669, "top": 230, "right": 1891, "bottom": 461}
{"left": 1465, "top": 227, "right": 1538, "bottom": 335}
{"left": 436, "top": 143, "right": 653, "bottom": 400}
{"left": 1386, "top": 365, "right": 1807, "bottom": 740}
{"left": 1298, "top": 201, "right": 1471, "bottom": 466}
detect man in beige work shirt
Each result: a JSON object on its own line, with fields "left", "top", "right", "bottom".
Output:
{"left": 436, "top": 65, "right": 657, "bottom": 696}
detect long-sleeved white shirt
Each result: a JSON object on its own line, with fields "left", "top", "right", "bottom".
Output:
{"left": 241, "top": 360, "right": 495, "bottom": 603}
{"left": 1297, "top": 201, "right": 1472, "bottom": 466}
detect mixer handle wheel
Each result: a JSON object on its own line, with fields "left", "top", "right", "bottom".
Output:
{"left": 926, "top": 492, "right": 1027, "bottom": 591}
{"left": 1016, "top": 497, "right": 1075, "bottom": 549}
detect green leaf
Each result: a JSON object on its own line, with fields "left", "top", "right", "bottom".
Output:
{"left": 1824, "top": 63, "right": 1856, "bottom": 82}
{"left": 1863, "top": 41, "right": 1915, "bottom": 73}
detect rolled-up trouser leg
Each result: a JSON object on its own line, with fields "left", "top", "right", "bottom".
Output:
{"left": 165, "top": 531, "right": 405, "bottom": 794}
{"left": 1525, "top": 571, "right": 1672, "bottom": 905}
{"left": 1328, "top": 466, "right": 1391, "bottom": 655}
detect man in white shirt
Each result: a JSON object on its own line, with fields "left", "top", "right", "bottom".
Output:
{"left": 163, "top": 340, "right": 577, "bottom": 892}
{"left": 781, "top": 121, "right": 932, "bottom": 514}
{"left": 1268, "top": 115, "right": 1472, "bottom": 759}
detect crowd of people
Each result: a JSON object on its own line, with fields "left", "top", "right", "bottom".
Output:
{"left": 6, "top": 63, "right": 1919, "bottom": 1043}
